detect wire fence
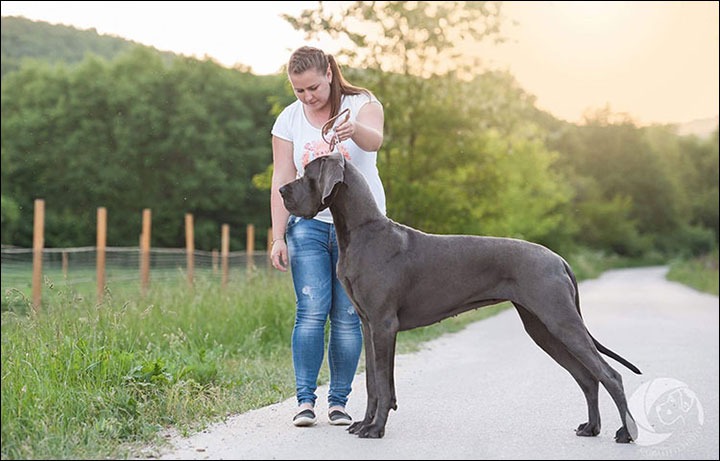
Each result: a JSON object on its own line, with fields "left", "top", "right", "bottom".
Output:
{"left": 1, "top": 245, "right": 273, "bottom": 308}
{"left": 2, "top": 201, "right": 277, "bottom": 310}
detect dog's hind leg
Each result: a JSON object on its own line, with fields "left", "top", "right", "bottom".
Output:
{"left": 598, "top": 360, "right": 638, "bottom": 443}
{"left": 525, "top": 296, "right": 638, "bottom": 443}
{"left": 514, "top": 303, "right": 601, "bottom": 436}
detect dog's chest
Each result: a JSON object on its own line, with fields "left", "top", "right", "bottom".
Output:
{"left": 336, "top": 255, "right": 358, "bottom": 285}
{"left": 336, "top": 252, "right": 372, "bottom": 297}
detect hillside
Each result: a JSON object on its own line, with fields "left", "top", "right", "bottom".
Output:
{"left": 1, "top": 16, "right": 174, "bottom": 77}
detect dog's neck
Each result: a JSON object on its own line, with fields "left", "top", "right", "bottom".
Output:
{"left": 329, "top": 162, "right": 386, "bottom": 251}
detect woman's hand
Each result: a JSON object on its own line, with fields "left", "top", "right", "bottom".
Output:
{"left": 333, "top": 118, "right": 355, "bottom": 143}
{"left": 271, "top": 240, "right": 289, "bottom": 272}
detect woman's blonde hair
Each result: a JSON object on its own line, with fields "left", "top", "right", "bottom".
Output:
{"left": 288, "top": 46, "right": 368, "bottom": 119}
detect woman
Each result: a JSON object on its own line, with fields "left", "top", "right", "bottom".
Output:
{"left": 270, "top": 46, "right": 386, "bottom": 427}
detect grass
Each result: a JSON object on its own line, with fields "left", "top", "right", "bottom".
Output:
{"left": 2, "top": 271, "right": 298, "bottom": 459}
{"left": 1, "top": 249, "right": 717, "bottom": 459}
{"left": 666, "top": 248, "right": 719, "bottom": 295}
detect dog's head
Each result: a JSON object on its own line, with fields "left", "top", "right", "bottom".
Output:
{"left": 279, "top": 153, "right": 346, "bottom": 219}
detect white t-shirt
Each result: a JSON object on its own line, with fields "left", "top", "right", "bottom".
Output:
{"left": 271, "top": 92, "right": 387, "bottom": 223}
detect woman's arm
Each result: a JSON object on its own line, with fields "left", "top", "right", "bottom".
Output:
{"left": 335, "top": 101, "right": 384, "bottom": 152}
{"left": 270, "top": 135, "right": 297, "bottom": 272}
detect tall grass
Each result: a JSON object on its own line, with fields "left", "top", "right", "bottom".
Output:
{"left": 667, "top": 248, "right": 719, "bottom": 295}
{"left": 2, "top": 271, "right": 299, "bottom": 459}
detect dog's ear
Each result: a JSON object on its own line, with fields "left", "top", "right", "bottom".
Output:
{"left": 321, "top": 153, "right": 346, "bottom": 207}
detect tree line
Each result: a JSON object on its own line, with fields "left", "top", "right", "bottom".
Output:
{"left": 1, "top": 5, "right": 717, "bottom": 257}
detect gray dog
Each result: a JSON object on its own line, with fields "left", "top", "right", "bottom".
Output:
{"left": 279, "top": 153, "right": 641, "bottom": 442}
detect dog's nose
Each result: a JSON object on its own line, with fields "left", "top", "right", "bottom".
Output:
{"left": 279, "top": 185, "right": 289, "bottom": 197}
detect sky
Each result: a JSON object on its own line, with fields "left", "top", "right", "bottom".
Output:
{"left": 2, "top": 1, "right": 718, "bottom": 126}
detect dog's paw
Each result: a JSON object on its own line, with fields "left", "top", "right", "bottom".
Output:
{"left": 347, "top": 419, "right": 374, "bottom": 434}
{"left": 575, "top": 421, "right": 600, "bottom": 437}
{"left": 347, "top": 421, "right": 364, "bottom": 434}
{"left": 357, "top": 424, "right": 385, "bottom": 439}
{"left": 614, "top": 426, "right": 634, "bottom": 443}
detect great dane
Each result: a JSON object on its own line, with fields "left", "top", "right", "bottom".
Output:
{"left": 279, "top": 153, "right": 641, "bottom": 442}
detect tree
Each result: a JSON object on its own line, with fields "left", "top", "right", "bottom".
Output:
{"left": 282, "top": 2, "right": 578, "bottom": 252}
{"left": 1, "top": 47, "right": 285, "bottom": 249}
{"left": 285, "top": 1, "right": 506, "bottom": 197}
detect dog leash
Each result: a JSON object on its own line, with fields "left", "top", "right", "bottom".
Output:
{"left": 321, "top": 108, "right": 350, "bottom": 153}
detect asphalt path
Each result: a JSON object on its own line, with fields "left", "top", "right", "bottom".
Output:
{"left": 144, "top": 266, "right": 719, "bottom": 460}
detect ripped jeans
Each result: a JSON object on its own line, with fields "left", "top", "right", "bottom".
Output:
{"left": 285, "top": 216, "right": 363, "bottom": 408}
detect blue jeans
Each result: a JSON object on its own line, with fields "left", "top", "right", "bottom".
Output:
{"left": 285, "top": 216, "right": 362, "bottom": 408}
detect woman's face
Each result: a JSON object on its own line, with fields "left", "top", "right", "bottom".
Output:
{"left": 289, "top": 67, "right": 332, "bottom": 110}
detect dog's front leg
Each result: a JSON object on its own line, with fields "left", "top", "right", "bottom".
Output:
{"left": 355, "top": 315, "right": 399, "bottom": 439}
{"left": 348, "top": 321, "right": 377, "bottom": 434}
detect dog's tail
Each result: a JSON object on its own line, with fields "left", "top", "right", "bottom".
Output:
{"left": 563, "top": 260, "right": 642, "bottom": 375}
{"left": 591, "top": 335, "right": 642, "bottom": 374}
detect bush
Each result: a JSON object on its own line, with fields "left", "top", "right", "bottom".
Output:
{"left": 655, "top": 224, "right": 716, "bottom": 258}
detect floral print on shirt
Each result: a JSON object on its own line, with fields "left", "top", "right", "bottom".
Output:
{"left": 302, "top": 140, "right": 351, "bottom": 169}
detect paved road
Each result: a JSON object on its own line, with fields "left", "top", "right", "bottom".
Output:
{"left": 145, "top": 267, "right": 719, "bottom": 460}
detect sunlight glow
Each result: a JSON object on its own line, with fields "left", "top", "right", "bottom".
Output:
{"left": 1, "top": 0, "right": 717, "bottom": 125}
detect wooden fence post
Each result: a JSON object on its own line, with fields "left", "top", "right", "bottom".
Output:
{"left": 221, "top": 224, "right": 230, "bottom": 289}
{"left": 62, "top": 251, "right": 68, "bottom": 279}
{"left": 246, "top": 224, "right": 255, "bottom": 271}
{"left": 96, "top": 207, "right": 107, "bottom": 304}
{"left": 267, "top": 227, "right": 273, "bottom": 271}
{"left": 140, "top": 208, "right": 151, "bottom": 295}
{"left": 185, "top": 213, "right": 194, "bottom": 287}
{"left": 31, "top": 199, "right": 45, "bottom": 312}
